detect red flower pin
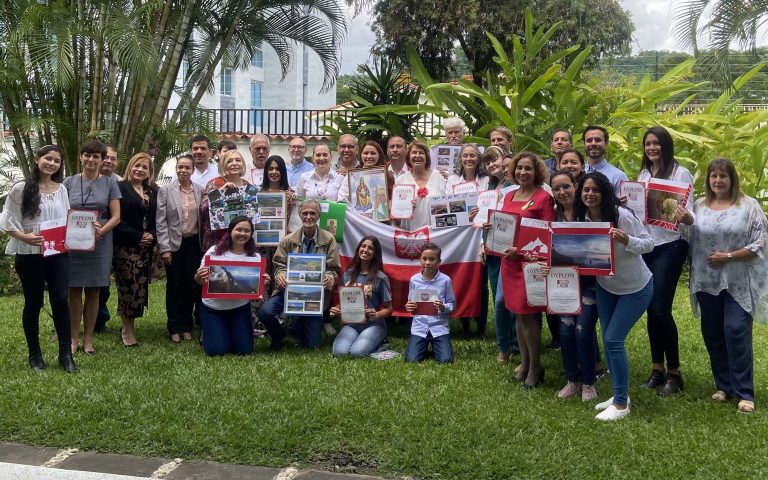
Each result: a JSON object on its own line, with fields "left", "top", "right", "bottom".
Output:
{"left": 417, "top": 187, "right": 428, "bottom": 198}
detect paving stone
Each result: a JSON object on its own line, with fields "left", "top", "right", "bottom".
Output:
{"left": 0, "top": 442, "right": 61, "bottom": 466}
{"left": 166, "top": 460, "right": 281, "bottom": 480}
{"left": 295, "top": 470, "right": 383, "bottom": 480}
{"left": 0, "top": 462, "right": 147, "bottom": 480}
{"left": 56, "top": 451, "right": 167, "bottom": 477}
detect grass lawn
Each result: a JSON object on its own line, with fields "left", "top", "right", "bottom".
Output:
{"left": 1, "top": 280, "right": 768, "bottom": 479}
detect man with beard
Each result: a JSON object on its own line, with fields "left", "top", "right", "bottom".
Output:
{"left": 336, "top": 134, "right": 358, "bottom": 175}
{"left": 583, "top": 125, "right": 627, "bottom": 195}
{"left": 189, "top": 135, "right": 218, "bottom": 188}
{"left": 545, "top": 129, "right": 573, "bottom": 173}
{"left": 386, "top": 136, "right": 408, "bottom": 180}
{"left": 248, "top": 134, "right": 270, "bottom": 186}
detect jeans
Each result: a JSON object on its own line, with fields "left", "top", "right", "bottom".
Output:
{"left": 332, "top": 324, "right": 387, "bottom": 357}
{"left": 643, "top": 239, "right": 688, "bottom": 369}
{"left": 165, "top": 236, "right": 202, "bottom": 335}
{"left": 696, "top": 290, "right": 754, "bottom": 402}
{"left": 257, "top": 293, "right": 323, "bottom": 348}
{"left": 494, "top": 272, "right": 519, "bottom": 354}
{"left": 15, "top": 254, "right": 71, "bottom": 356}
{"left": 597, "top": 279, "right": 653, "bottom": 405}
{"left": 560, "top": 286, "right": 599, "bottom": 384}
{"left": 405, "top": 332, "right": 453, "bottom": 363}
{"left": 201, "top": 303, "right": 253, "bottom": 356}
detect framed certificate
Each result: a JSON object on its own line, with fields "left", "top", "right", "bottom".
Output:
{"left": 620, "top": 181, "right": 646, "bottom": 223}
{"left": 339, "top": 286, "right": 366, "bottom": 324}
{"left": 203, "top": 255, "right": 266, "bottom": 300}
{"left": 646, "top": 178, "right": 692, "bottom": 232}
{"left": 391, "top": 185, "right": 416, "bottom": 220}
{"left": 408, "top": 288, "right": 439, "bottom": 315}
{"left": 485, "top": 210, "right": 520, "bottom": 256}
{"left": 546, "top": 266, "right": 581, "bottom": 315}
{"left": 522, "top": 262, "right": 547, "bottom": 307}
{"left": 64, "top": 209, "right": 98, "bottom": 251}
{"left": 550, "top": 222, "right": 614, "bottom": 276}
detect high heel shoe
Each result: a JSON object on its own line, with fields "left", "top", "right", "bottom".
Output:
{"left": 523, "top": 368, "right": 545, "bottom": 390}
{"left": 58, "top": 353, "right": 78, "bottom": 373}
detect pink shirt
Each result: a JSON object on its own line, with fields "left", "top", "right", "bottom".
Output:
{"left": 180, "top": 184, "right": 199, "bottom": 237}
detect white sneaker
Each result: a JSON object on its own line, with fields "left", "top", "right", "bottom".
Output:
{"left": 595, "top": 404, "right": 630, "bottom": 421}
{"left": 595, "top": 396, "right": 630, "bottom": 411}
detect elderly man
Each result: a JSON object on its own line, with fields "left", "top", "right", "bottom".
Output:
{"left": 189, "top": 135, "right": 218, "bottom": 188}
{"left": 336, "top": 134, "right": 358, "bottom": 175}
{"left": 444, "top": 117, "right": 466, "bottom": 146}
{"left": 257, "top": 198, "right": 341, "bottom": 350}
{"left": 286, "top": 137, "right": 314, "bottom": 188}
{"left": 248, "top": 134, "right": 270, "bottom": 186}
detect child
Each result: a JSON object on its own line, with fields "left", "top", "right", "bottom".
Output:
{"left": 404, "top": 242, "right": 456, "bottom": 363}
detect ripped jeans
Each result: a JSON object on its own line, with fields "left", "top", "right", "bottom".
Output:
{"left": 559, "top": 285, "right": 599, "bottom": 385}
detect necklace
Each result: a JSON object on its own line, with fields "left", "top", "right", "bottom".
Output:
{"left": 79, "top": 173, "right": 98, "bottom": 208}
{"left": 312, "top": 172, "right": 332, "bottom": 199}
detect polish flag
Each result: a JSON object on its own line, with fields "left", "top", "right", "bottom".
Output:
{"left": 340, "top": 213, "right": 483, "bottom": 317}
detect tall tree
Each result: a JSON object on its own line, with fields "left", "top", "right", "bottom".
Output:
{"left": 369, "top": 0, "right": 634, "bottom": 83}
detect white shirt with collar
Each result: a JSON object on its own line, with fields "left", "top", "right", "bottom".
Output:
{"left": 191, "top": 164, "right": 219, "bottom": 189}
{"left": 296, "top": 169, "right": 343, "bottom": 202}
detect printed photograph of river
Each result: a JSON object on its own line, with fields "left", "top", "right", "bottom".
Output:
{"left": 551, "top": 233, "right": 612, "bottom": 269}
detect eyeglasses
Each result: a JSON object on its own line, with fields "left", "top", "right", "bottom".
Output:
{"left": 289, "top": 145, "right": 306, "bottom": 150}
{"left": 551, "top": 184, "right": 574, "bottom": 193}
{"left": 339, "top": 144, "right": 356, "bottom": 149}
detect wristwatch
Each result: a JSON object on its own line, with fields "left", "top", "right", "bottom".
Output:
{"left": 727, "top": 252, "right": 733, "bottom": 262}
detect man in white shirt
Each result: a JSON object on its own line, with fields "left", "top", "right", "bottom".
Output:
{"left": 336, "top": 134, "right": 358, "bottom": 175}
{"left": 248, "top": 134, "right": 270, "bottom": 186}
{"left": 386, "top": 136, "right": 409, "bottom": 180}
{"left": 583, "top": 125, "right": 627, "bottom": 195}
{"left": 286, "top": 137, "right": 314, "bottom": 188}
{"left": 189, "top": 135, "right": 218, "bottom": 188}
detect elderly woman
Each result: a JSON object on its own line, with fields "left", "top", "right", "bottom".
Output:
{"left": 690, "top": 158, "right": 768, "bottom": 414}
{"left": 113, "top": 153, "right": 158, "bottom": 347}
{"left": 395, "top": 142, "right": 446, "bottom": 231}
{"left": 199, "top": 149, "right": 251, "bottom": 252}
{"left": 63, "top": 140, "right": 121, "bottom": 355}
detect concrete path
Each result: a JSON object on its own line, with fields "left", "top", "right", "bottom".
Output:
{"left": 0, "top": 442, "right": 386, "bottom": 480}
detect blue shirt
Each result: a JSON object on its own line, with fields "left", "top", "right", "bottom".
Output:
{"left": 409, "top": 270, "right": 456, "bottom": 338}
{"left": 585, "top": 159, "right": 628, "bottom": 197}
{"left": 287, "top": 159, "right": 315, "bottom": 188}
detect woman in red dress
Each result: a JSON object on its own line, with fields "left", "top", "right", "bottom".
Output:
{"left": 500, "top": 152, "right": 555, "bottom": 389}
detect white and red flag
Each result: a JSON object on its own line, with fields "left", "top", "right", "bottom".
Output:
{"left": 340, "top": 213, "right": 483, "bottom": 317}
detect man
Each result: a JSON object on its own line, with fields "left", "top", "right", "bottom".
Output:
{"left": 248, "top": 134, "right": 270, "bottom": 186}
{"left": 336, "top": 134, "right": 358, "bottom": 175}
{"left": 94, "top": 145, "right": 121, "bottom": 333}
{"left": 286, "top": 137, "right": 314, "bottom": 188}
{"left": 257, "top": 198, "right": 341, "bottom": 350}
{"left": 386, "top": 136, "right": 408, "bottom": 180}
{"left": 218, "top": 140, "right": 237, "bottom": 153}
{"left": 545, "top": 129, "right": 573, "bottom": 173}
{"left": 489, "top": 126, "right": 513, "bottom": 154}
{"left": 444, "top": 117, "right": 465, "bottom": 145}
{"left": 583, "top": 125, "right": 627, "bottom": 195}
{"left": 189, "top": 134, "right": 218, "bottom": 188}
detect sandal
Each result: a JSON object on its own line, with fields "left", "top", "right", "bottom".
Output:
{"left": 737, "top": 400, "right": 755, "bottom": 414}
{"left": 497, "top": 351, "right": 510, "bottom": 364}
{"left": 513, "top": 364, "right": 528, "bottom": 381}
{"left": 711, "top": 390, "right": 730, "bottom": 402}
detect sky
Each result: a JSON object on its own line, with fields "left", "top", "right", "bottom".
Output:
{"left": 337, "top": 1, "right": 762, "bottom": 74}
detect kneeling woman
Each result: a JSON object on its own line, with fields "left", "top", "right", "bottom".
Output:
{"left": 330, "top": 236, "right": 393, "bottom": 357}
{"left": 576, "top": 172, "right": 654, "bottom": 421}
{"left": 194, "top": 216, "right": 270, "bottom": 356}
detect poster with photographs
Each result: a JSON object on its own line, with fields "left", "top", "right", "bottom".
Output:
{"left": 284, "top": 253, "right": 326, "bottom": 315}
{"left": 208, "top": 184, "right": 260, "bottom": 231}
{"left": 428, "top": 192, "right": 477, "bottom": 229}
{"left": 254, "top": 192, "right": 287, "bottom": 246}
{"left": 347, "top": 167, "right": 389, "bottom": 222}
{"left": 429, "top": 145, "right": 462, "bottom": 173}
{"left": 646, "top": 178, "right": 692, "bottom": 232}
{"left": 319, "top": 200, "right": 346, "bottom": 244}
{"left": 202, "top": 255, "right": 266, "bottom": 300}
{"left": 550, "top": 222, "right": 614, "bottom": 276}
{"left": 619, "top": 181, "right": 646, "bottom": 222}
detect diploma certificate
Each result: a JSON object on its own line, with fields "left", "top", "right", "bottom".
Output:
{"left": 523, "top": 262, "right": 547, "bottom": 307}
{"left": 64, "top": 209, "right": 98, "bottom": 251}
{"left": 620, "top": 181, "right": 646, "bottom": 222}
{"left": 409, "top": 288, "right": 439, "bottom": 315}
{"left": 339, "top": 286, "right": 366, "bottom": 324}
{"left": 485, "top": 210, "right": 520, "bottom": 256}
{"left": 473, "top": 190, "right": 500, "bottom": 227}
{"left": 391, "top": 185, "right": 416, "bottom": 220}
{"left": 546, "top": 266, "right": 581, "bottom": 315}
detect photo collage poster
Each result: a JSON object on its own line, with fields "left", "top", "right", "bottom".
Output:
{"left": 284, "top": 253, "right": 326, "bottom": 316}
{"left": 208, "top": 184, "right": 260, "bottom": 231}
{"left": 253, "top": 191, "right": 287, "bottom": 246}
{"left": 428, "top": 191, "right": 478, "bottom": 229}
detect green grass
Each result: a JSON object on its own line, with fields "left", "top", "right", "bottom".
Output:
{"left": 2, "top": 280, "right": 768, "bottom": 479}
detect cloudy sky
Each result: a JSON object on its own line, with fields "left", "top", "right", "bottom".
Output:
{"left": 337, "top": 1, "right": 764, "bottom": 73}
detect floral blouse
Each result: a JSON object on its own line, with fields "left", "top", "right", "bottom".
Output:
{"left": 690, "top": 195, "right": 768, "bottom": 322}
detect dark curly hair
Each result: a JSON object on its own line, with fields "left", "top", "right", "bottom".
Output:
{"left": 21, "top": 145, "right": 65, "bottom": 219}
{"left": 574, "top": 171, "right": 619, "bottom": 225}
{"left": 261, "top": 155, "right": 290, "bottom": 191}
{"left": 214, "top": 215, "right": 258, "bottom": 256}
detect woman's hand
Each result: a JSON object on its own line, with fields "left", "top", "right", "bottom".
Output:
{"left": 482, "top": 222, "right": 491, "bottom": 232}
{"left": 503, "top": 246, "right": 518, "bottom": 260}
{"left": 222, "top": 182, "right": 237, "bottom": 190}
{"left": 610, "top": 227, "right": 629, "bottom": 245}
{"left": 618, "top": 195, "right": 628, "bottom": 206}
{"left": 364, "top": 307, "right": 377, "bottom": 321}
{"left": 194, "top": 266, "right": 209, "bottom": 284}
{"left": 707, "top": 250, "right": 731, "bottom": 268}
{"left": 23, "top": 232, "right": 44, "bottom": 247}
{"left": 468, "top": 206, "right": 479, "bottom": 222}
{"left": 675, "top": 204, "right": 693, "bottom": 225}
{"left": 139, "top": 232, "right": 154, "bottom": 247}
{"left": 539, "top": 264, "right": 551, "bottom": 276}
{"left": 329, "top": 305, "right": 341, "bottom": 316}
{"left": 286, "top": 190, "right": 296, "bottom": 205}
{"left": 161, "top": 252, "right": 172, "bottom": 265}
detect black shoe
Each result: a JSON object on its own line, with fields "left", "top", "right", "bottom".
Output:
{"left": 58, "top": 353, "right": 78, "bottom": 373}
{"left": 29, "top": 354, "right": 45, "bottom": 371}
{"left": 522, "top": 368, "right": 545, "bottom": 390}
{"left": 657, "top": 372, "right": 683, "bottom": 397}
{"left": 546, "top": 341, "right": 560, "bottom": 351}
{"left": 640, "top": 368, "right": 666, "bottom": 389}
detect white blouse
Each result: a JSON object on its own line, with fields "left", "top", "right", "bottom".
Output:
{"left": 595, "top": 207, "right": 654, "bottom": 295}
{"left": 296, "top": 169, "right": 343, "bottom": 202}
{"left": 395, "top": 169, "right": 446, "bottom": 231}
{"left": 637, "top": 164, "right": 695, "bottom": 246}
{"left": 0, "top": 182, "right": 70, "bottom": 255}
{"left": 443, "top": 174, "right": 490, "bottom": 194}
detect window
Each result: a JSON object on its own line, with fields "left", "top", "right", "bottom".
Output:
{"left": 249, "top": 81, "right": 262, "bottom": 130}
{"left": 251, "top": 47, "right": 263, "bottom": 68}
{"left": 220, "top": 68, "right": 233, "bottom": 96}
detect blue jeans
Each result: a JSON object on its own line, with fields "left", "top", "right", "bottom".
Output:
{"left": 332, "top": 324, "right": 386, "bottom": 357}
{"left": 597, "top": 279, "right": 653, "bottom": 405}
{"left": 560, "top": 286, "right": 599, "bottom": 384}
{"left": 257, "top": 293, "right": 323, "bottom": 348}
{"left": 642, "top": 239, "right": 687, "bottom": 369}
{"left": 494, "top": 272, "right": 519, "bottom": 354}
{"left": 696, "top": 290, "right": 754, "bottom": 402}
{"left": 201, "top": 303, "right": 253, "bottom": 356}
{"left": 405, "top": 332, "right": 453, "bottom": 363}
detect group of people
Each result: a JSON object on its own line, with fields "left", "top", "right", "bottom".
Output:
{"left": 3, "top": 120, "right": 767, "bottom": 422}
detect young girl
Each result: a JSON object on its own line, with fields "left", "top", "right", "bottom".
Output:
{"left": 0, "top": 145, "right": 77, "bottom": 372}
{"left": 330, "top": 236, "right": 393, "bottom": 357}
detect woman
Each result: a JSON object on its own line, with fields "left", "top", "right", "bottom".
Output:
{"left": 444, "top": 144, "right": 490, "bottom": 193}
{"left": 575, "top": 171, "right": 654, "bottom": 421}
{"left": 636, "top": 127, "right": 695, "bottom": 396}
{"left": 296, "top": 144, "right": 343, "bottom": 202}
{"left": 558, "top": 149, "right": 585, "bottom": 182}
{"left": 357, "top": 141, "right": 386, "bottom": 169}
{"left": 157, "top": 155, "right": 203, "bottom": 343}
{"left": 194, "top": 216, "right": 269, "bottom": 356}
{"left": 261, "top": 154, "right": 297, "bottom": 230}
{"left": 395, "top": 141, "right": 446, "bottom": 231}
{"left": 550, "top": 170, "right": 599, "bottom": 401}
{"left": 112, "top": 153, "right": 158, "bottom": 347}
{"left": 690, "top": 158, "right": 768, "bottom": 414}
{"left": 63, "top": 139, "right": 121, "bottom": 355}
{"left": 199, "top": 149, "right": 250, "bottom": 252}
{"left": 330, "top": 236, "right": 393, "bottom": 357}
{"left": 0, "top": 145, "right": 77, "bottom": 372}
{"left": 499, "top": 152, "right": 555, "bottom": 388}
{"left": 338, "top": 141, "right": 394, "bottom": 222}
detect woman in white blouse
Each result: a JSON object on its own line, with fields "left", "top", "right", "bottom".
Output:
{"left": 0, "top": 146, "right": 77, "bottom": 373}
{"left": 296, "top": 144, "right": 343, "bottom": 202}
{"left": 444, "top": 144, "right": 490, "bottom": 193}
{"left": 690, "top": 158, "right": 768, "bottom": 414}
{"left": 634, "top": 127, "right": 694, "bottom": 396}
{"left": 395, "top": 141, "right": 446, "bottom": 230}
